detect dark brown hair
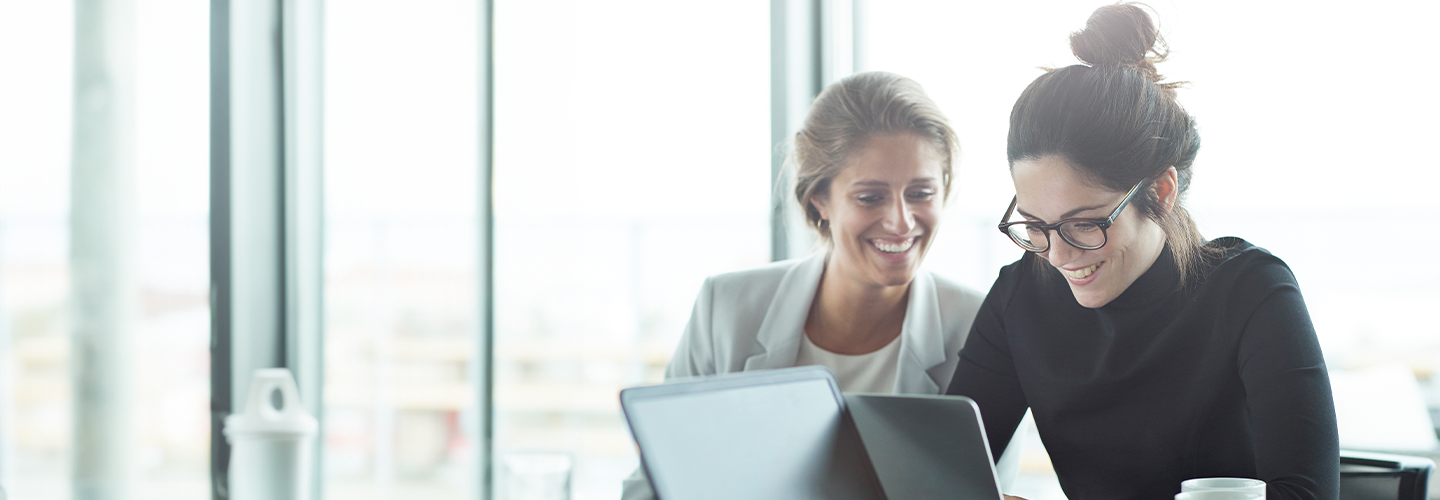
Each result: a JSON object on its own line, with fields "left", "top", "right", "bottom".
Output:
{"left": 793, "top": 71, "right": 958, "bottom": 240}
{"left": 1008, "top": 2, "right": 1217, "bottom": 286}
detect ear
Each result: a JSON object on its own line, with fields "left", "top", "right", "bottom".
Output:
{"left": 809, "top": 193, "right": 831, "bottom": 221}
{"left": 1153, "top": 166, "right": 1179, "bottom": 212}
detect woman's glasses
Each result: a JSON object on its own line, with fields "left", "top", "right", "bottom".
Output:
{"left": 997, "top": 180, "right": 1146, "bottom": 252}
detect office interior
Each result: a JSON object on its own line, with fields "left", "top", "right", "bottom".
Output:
{"left": 0, "top": 0, "right": 1437, "bottom": 499}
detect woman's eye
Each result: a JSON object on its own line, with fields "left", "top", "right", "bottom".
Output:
{"left": 1025, "top": 225, "right": 1045, "bottom": 236}
{"left": 856, "top": 194, "right": 883, "bottom": 204}
{"left": 1069, "top": 222, "right": 1101, "bottom": 233}
{"left": 906, "top": 190, "right": 936, "bottom": 200}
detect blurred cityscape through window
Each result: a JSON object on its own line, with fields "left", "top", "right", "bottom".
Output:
{"left": 323, "top": 1, "right": 480, "bottom": 499}
{"left": 490, "top": 2, "right": 770, "bottom": 499}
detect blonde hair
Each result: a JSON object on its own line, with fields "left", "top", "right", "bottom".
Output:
{"left": 791, "top": 71, "right": 958, "bottom": 240}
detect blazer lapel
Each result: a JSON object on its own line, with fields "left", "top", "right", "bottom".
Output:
{"left": 742, "top": 251, "right": 827, "bottom": 371}
{"left": 894, "top": 271, "right": 947, "bottom": 394}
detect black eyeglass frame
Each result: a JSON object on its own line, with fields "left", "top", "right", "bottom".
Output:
{"left": 997, "top": 179, "right": 1147, "bottom": 252}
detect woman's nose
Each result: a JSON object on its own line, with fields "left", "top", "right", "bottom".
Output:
{"left": 884, "top": 198, "right": 916, "bottom": 233}
{"left": 1043, "top": 229, "right": 1081, "bottom": 263}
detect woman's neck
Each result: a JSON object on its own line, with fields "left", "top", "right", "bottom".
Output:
{"left": 804, "top": 260, "right": 910, "bottom": 355}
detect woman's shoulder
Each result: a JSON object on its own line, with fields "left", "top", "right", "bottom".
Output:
{"left": 707, "top": 254, "right": 816, "bottom": 290}
{"left": 699, "top": 253, "right": 825, "bottom": 311}
{"left": 927, "top": 271, "right": 986, "bottom": 315}
{"left": 1199, "top": 236, "right": 1301, "bottom": 300}
{"left": 1204, "top": 237, "right": 1294, "bottom": 279}
{"left": 920, "top": 271, "right": 988, "bottom": 346}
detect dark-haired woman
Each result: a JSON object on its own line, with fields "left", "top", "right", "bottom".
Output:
{"left": 947, "top": 4, "right": 1339, "bottom": 500}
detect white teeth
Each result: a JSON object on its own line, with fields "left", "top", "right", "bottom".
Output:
{"left": 872, "top": 237, "right": 916, "bottom": 254}
{"left": 1063, "top": 263, "right": 1100, "bottom": 279}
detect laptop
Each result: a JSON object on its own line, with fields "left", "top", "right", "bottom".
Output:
{"left": 620, "top": 366, "right": 886, "bottom": 500}
{"left": 844, "top": 392, "right": 1005, "bottom": 500}
{"left": 620, "top": 365, "right": 1004, "bottom": 500}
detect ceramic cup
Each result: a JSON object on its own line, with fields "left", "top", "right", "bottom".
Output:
{"left": 1179, "top": 477, "right": 1267, "bottom": 500}
{"left": 1176, "top": 491, "right": 1263, "bottom": 500}
{"left": 501, "top": 452, "right": 572, "bottom": 500}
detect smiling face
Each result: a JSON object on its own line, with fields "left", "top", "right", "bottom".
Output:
{"left": 811, "top": 133, "right": 944, "bottom": 290}
{"left": 1011, "top": 155, "right": 1167, "bottom": 308}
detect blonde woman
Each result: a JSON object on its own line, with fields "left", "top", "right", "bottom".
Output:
{"left": 622, "top": 71, "right": 1020, "bottom": 499}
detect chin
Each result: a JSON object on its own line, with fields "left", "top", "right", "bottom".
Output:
{"left": 1069, "top": 286, "right": 1116, "bottom": 309}
{"left": 872, "top": 267, "right": 918, "bottom": 288}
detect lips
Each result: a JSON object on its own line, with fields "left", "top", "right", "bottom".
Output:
{"left": 1062, "top": 262, "right": 1099, "bottom": 279}
{"left": 870, "top": 237, "right": 917, "bottom": 254}
{"left": 1059, "top": 262, "right": 1103, "bottom": 285}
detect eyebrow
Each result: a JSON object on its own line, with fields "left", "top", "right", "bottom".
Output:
{"left": 1016, "top": 203, "right": 1109, "bottom": 221}
{"left": 850, "top": 177, "right": 939, "bottom": 188}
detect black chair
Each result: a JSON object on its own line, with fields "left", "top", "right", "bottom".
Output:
{"left": 1340, "top": 450, "right": 1434, "bottom": 500}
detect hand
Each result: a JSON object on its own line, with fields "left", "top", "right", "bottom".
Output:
{"left": 1003, "top": 495, "right": 1030, "bottom": 500}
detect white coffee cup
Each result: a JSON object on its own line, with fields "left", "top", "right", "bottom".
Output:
{"left": 501, "top": 452, "right": 572, "bottom": 500}
{"left": 1176, "top": 491, "right": 1263, "bottom": 500}
{"left": 1180, "top": 477, "right": 1266, "bottom": 499}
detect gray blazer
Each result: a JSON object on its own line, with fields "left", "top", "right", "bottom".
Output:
{"left": 621, "top": 252, "right": 1022, "bottom": 499}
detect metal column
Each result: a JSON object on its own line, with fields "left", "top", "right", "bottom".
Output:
{"left": 71, "top": 1, "right": 139, "bottom": 498}
{"left": 475, "top": 1, "right": 496, "bottom": 498}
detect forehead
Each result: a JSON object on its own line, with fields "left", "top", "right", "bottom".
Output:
{"left": 1011, "top": 156, "right": 1120, "bottom": 219}
{"left": 832, "top": 133, "right": 944, "bottom": 185}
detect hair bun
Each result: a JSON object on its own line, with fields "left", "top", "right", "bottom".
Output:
{"left": 1069, "top": 3, "right": 1167, "bottom": 75}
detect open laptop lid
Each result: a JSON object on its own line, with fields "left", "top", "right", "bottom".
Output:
{"left": 620, "top": 366, "right": 887, "bottom": 500}
{"left": 844, "top": 393, "right": 1005, "bottom": 500}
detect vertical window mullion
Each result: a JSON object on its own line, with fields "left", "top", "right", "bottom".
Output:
{"left": 476, "top": 1, "right": 496, "bottom": 499}
{"left": 282, "top": 0, "right": 326, "bottom": 499}
{"left": 212, "top": 0, "right": 322, "bottom": 498}
{"left": 769, "top": 0, "right": 831, "bottom": 262}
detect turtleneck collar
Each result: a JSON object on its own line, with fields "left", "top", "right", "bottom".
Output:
{"left": 1102, "top": 243, "right": 1180, "bottom": 311}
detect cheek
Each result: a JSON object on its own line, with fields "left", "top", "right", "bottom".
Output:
{"left": 1109, "top": 214, "right": 1156, "bottom": 255}
{"left": 916, "top": 204, "right": 941, "bottom": 227}
{"left": 835, "top": 206, "right": 878, "bottom": 234}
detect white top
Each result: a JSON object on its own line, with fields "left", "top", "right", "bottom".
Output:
{"left": 795, "top": 332, "right": 902, "bottom": 394}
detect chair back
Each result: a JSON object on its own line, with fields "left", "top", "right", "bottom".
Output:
{"left": 1340, "top": 450, "right": 1434, "bottom": 500}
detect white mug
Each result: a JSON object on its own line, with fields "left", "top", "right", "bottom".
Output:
{"left": 501, "top": 452, "right": 572, "bottom": 500}
{"left": 1176, "top": 491, "right": 1263, "bottom": 500}
{"left": 1180, "top": 477, "right": 1266, "bottom": 499}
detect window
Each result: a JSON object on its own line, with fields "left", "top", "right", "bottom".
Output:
{"left": 492, "top": 2, "right": 771, "bottom": 498}
{"left": 0, "top": 1, "right": 211, "bottom": 498}
{"left": 323, "top": 1, "right": 480, "bottom": 498}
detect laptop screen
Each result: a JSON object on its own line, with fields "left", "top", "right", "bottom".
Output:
{"left": 845, "top": 393, "right": 1004, "bottom": 500}
{"left": 622, "top": 367, "right": 886, "bottom": 500}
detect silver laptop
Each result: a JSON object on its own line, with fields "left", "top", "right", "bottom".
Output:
{"left": 620, "top": 366, "right": 1004, "bottom": 500}
{"left": 621, "top": 366, "right": 886, "bottom": 500}
{"left": 845, "top": 393, "right": 1005, "bottom": 500}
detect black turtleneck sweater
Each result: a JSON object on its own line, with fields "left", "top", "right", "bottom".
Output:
{"left": 948, "top": 238, "right": 1338, "bottom": 500}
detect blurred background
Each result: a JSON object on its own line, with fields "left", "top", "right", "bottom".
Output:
{"left": 0, "top": 1, "right": 1437, "bottom": 499}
